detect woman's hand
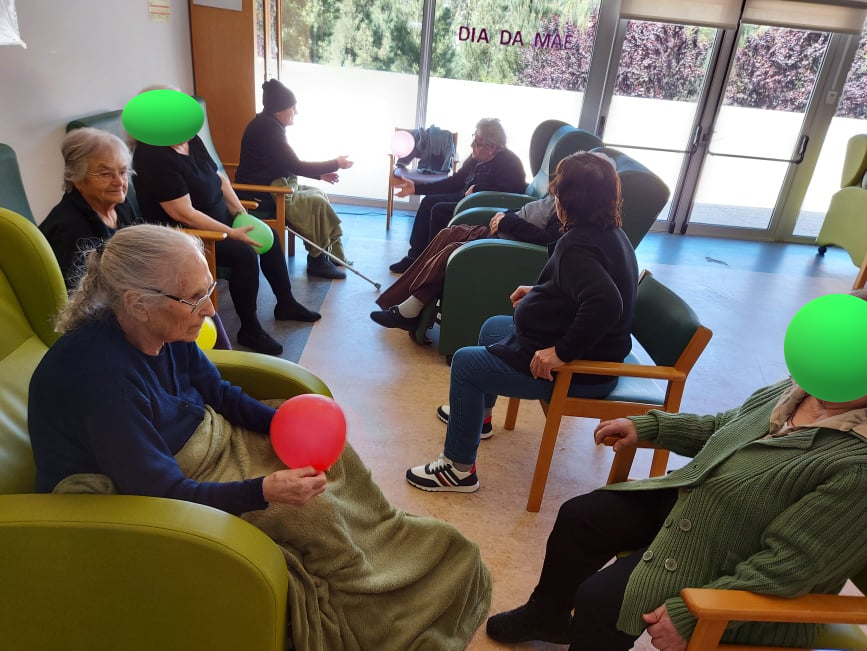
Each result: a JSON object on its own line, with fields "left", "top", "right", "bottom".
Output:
{"left": 464, "top": 184, "right": 476, "bottom": 197}
{"left": 337, "top": 155, "right": 353, "bottom": 169}
{"left": 642, "top": 605, "right": 687, "bottom": 651}
{"left": 320, "top": 172, "right": 340, "bottom": 184}
{"left": 509, "top": 285, "right": 533, "bottom": 308}
{"left": 262, "top": 466, "right": 327, "bottom": 506}
{"left": 393, "top": 178, "right": 416, "bottom": 197}
{"left": 226, "top": 223, "right": 264, "bottom": 248}
{"left": 489, "top": 212, "right": 506, "bottom": 235}
{"left": 530, "top": 346, "right": 563, "bottom": 381}
{"left": 594, "top": 418, "right": 639, "bottom": 451}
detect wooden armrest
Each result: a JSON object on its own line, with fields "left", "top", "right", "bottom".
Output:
{"left": 231, "top": 182, "right": 294, "bottom": 196}
{"left": 240, "top": 199, "right": 259, "bottom": 210}
{"left": 183, "top": 229, "right": 227, "bottom": 242}
{"left": 554, "top": 360, "right": 686, "bottom": 382}
{"left": 682, "top": 588, "right": 867, "bottom": 625}
{"left": 223, "top": 161, "right": 239, "bottom": 171}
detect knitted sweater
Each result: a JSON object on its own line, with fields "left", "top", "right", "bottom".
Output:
{"left": 29, "top": 316, "right": 274, "bottom": 515}
{"left": 607, "top": 378, "right": 867, "bottom": 646}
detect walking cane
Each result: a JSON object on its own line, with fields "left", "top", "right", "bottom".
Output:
{"left": 284, "top": 225, "right": 382, "bottom": 291}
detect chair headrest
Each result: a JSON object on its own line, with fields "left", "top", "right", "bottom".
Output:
{"left": 0, "top": 144, "right": 35, "bottom": 223}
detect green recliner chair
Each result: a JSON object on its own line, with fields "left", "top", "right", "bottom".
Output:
{"left": 450, "top": 124, "right": 603, "bottom": 219}
{"left": 0, "top": 207, "right": 331, "bottom": 650}
{"left": 816, "top": 133, "right": 867, "bottom": 266}
{"left": 0, "top": 142, "right": 35, "bottom": 222}
{"left": 414, "top": 148, "right": 670, "bottom": 359}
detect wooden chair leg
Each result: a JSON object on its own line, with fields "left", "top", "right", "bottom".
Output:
{"left": 527, "top": 411, "right": 565, "bottom": 512}
{"left": 386, "top": 155, "right": 395, "bottom": 231}
{"left": 606, "top": 446, "right": 637, "bottom": 485}
{"left": 505, "top": 397, "right": 521, "bottom": 430}
{"left": 649, "top": 448, "right": 670, "bottom": 478}
{"left": 853, "top": 252, "right": 867, "bottom": 290}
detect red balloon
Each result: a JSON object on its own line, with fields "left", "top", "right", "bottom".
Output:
{"left": 270, "top": 394, "right": 347, "bottom": 471}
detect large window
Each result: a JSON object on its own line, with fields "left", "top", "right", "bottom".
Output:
{"left": 278, "top": 0, "right": 425, "bottom": 200}
{"left": 793, "top": 25, "right": 867, "bottom": 237}
{"left": 426, "top": 1, "right": 600, "bottom": 180}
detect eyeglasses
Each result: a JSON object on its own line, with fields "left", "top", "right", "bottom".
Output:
{"left": 470, "top": 138, "right": 491, "bottom": 149}
{"left": 89, "top": 168, "right": 130, "bottom": 183}
{"left": 147, "top": 280, "right": 217, "bottom": 313}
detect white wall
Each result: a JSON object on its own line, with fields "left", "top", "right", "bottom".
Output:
{"left": 0, "top": 0, "right": 193, "bottom": 221}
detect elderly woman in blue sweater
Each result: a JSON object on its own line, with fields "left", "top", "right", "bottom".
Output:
{"left": 486, "top": 374, "right": 867, "bottom": 650}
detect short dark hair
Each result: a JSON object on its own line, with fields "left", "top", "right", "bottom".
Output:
{"left": 549, "top": 151, "right": 622, "bottom": 231}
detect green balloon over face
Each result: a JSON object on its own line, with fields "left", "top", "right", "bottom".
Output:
{"left": 784, "top": 293, "right": 867, "bottom": 402}
{"left": 122, "top": 89, "right": 205, "bottom": 146}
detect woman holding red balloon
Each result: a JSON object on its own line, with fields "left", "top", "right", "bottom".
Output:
{"left": 29, "top": 223, "right": 492, "bottom": 649}
{"left": 30, "top": 224, "right": 327, "bottom": 513}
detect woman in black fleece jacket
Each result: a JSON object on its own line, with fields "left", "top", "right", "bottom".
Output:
{"left": 406, "top": 152, "right": 638, "bottom": 493}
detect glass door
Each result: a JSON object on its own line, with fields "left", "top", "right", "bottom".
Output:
{"left": 594, "top": 18, "right": 721, "bottom": 227}
{"left": 793, "top": 26, "right": 867, "bottom": 238}
{"left": 684, "top": 24, "right": 830, "bottom": 233}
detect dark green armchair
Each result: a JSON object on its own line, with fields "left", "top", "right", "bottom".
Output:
{"left": 414, "top": 148, "right": 670, "bottom": 359}
{"left": 451, "top": 124, "right": 603, "bottom": 219}
{"left": 0, "top": 207, "right": 330, "bottom": 650}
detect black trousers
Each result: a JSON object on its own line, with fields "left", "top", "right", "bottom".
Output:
{"left": 215, "top": 227, "right": 294, "bottom": 328}
{"left": 407, "top": 192, "right": 463, "bottom": 258}
{"left": 534, "top": 488, "right": 678, "bottom": 651}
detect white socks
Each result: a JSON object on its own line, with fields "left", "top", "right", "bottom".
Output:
{"left": 397, "top": 296, "right": 425, "bottom": 318}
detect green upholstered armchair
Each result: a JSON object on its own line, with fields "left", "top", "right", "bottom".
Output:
{"left": 0, "top": 143, "right": 35, "bottom": 222}
{"left": 816, "top": 133, "right": 867, "bottom": 266}
{"left": 451, "top": 124, "right": 603, "bottom": 217}
{"left": 0, "top": 207, "right": 330, "bottom": 651}
{"left": 415, "top": 148, "right": 670, "bottom": 359}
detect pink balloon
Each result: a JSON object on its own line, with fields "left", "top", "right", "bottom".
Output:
{"left": 391, "top": 130, "right": 415, "bottom": 159}
{"left": 270, "top": 394, "right": 347, "bottom": 471}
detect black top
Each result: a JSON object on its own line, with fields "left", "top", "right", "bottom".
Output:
{"left": 497, "top": 209, "right": 562, "bottom": 245}
{"left": 132, "top": 136, "right": 232, "bottom": 226}
{"left": 416, "top": 148, "right": 526, "bottom": 197}
{"left": 40, "top": 187, "right": 140, "bottom": 290}
{"left": 235, "top": 112, "right": 339, "bottom": 212}
{"left": 488, "top": 224, "right": 638, "bottom": 382}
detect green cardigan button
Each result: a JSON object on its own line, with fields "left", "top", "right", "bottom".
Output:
{"left": 641, "top": 550, "right": 654, "bottom": 561}
{"left": 664, "top": 558, "right": 678, "bottom": 571}
{"left": 678, "top": 519, "right": 692, "bottom": 531}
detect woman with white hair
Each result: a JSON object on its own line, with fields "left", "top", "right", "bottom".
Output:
{"left": 40, "top": 127, "right": 140, "bottom": 290}
{"left": 389, "top": 117, "right": 526, "bottom": 274}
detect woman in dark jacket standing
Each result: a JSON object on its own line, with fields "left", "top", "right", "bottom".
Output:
{"left": 405, "top": 151, "right": 638, "bottom": 493}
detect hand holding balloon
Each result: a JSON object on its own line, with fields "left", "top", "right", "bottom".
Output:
{"left": 270, "top": 394, "right": 347, "bottom": 471}
{"left": 232, "top": 212, "right": 274, "bottom": 254}
{"left": 262, "top": 467, "right": 327, "bottom": 506}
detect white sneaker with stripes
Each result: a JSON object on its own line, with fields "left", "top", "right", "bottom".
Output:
{"left": 406, "top": 454, "right": 480, "bottom": 493}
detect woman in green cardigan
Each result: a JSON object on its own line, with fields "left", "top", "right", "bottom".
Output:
{"left": 487, "top": 376, "right": 867, "bottom": 650}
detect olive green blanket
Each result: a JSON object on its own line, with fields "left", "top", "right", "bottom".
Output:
{"left": 59, "top": 404, "right": 492, "bottom": 650}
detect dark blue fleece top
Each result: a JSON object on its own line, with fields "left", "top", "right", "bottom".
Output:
{"left": 28, "top": 316, "right": 275, "bottom": 515}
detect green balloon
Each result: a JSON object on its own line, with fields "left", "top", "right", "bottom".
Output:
{"left": 784, "top": 294, "right": 867, "bottom": 402}
{"left": 233, "top": 213, "right": 274, "bottom": 254}
{"left": 122, "top": 89, "right": 204, "bottom": 146}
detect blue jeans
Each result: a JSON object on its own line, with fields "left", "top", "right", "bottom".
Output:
{"left": 444, "top": 316, "right": 618, "bottom": 465}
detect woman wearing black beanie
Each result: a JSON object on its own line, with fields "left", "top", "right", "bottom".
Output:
{"left": 236, "top": 80, "right": 353, "bottom": 280}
